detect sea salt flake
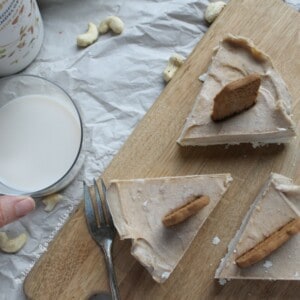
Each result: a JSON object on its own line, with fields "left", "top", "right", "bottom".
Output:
{"left": 212, "top": 236, "right": 221, "bottom": 245}
{"left": 218, "top": 278, "right": 227, "bottom": 286}
{"left": 142, "top": 200, "right": 149, "bottom": 211}
{"left": 277, "top": 128, "right": 287, "bottom": 132}
{"left": 263, "top": 260, "right": 273, "bottom": 269}
{"left": 161, "top": 272, "right": 170, "bottom": 280}
{"left": 198, "top": 73, "right": 208, "bottom": 82}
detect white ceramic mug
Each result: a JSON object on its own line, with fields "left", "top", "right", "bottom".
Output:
{"left": 0, "top": 0, "right": 44, "bottom": 77}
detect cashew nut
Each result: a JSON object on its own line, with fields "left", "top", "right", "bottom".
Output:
{"left": 0, "top": 232, "right": 28, "bottom": 253}
{"left": 77, "top": 22, "right": 99, "bottom": 47}
{"left": 42, "top": 194, "right": 64, "bottom": 212}
{"left": 205, "top": 1, "right": 226, "bottom": 24}
{"left": 163, "top": 54, "right": 185, "bottom": 83}
{"left": 99, "top": 16, "right": 124, "bottom": 35}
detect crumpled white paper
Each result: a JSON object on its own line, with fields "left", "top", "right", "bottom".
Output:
{"left": 0, "top": 0, "right": 298, "bottom": 299}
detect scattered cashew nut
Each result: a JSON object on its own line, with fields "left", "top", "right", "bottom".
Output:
{"left": 42, "top": 194, "right": 64, "bottom": 212}
{"left": 99, "top": 16, "right": 124, "bottom": 35}
{"left": 0, "top": 232, "right": 28, "bottom": 253}
{"left": 205, "top": 1, "right": 226, "bottom": 24}
{"left": 163, "top": 54, "right": 185, "bottom": 83}
{"left": 77, "top": 22, "right": 99, "bottom": 47}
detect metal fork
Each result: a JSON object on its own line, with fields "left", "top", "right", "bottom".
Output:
{"left": 84, "top": 179, "right": 120, "bottom": 300}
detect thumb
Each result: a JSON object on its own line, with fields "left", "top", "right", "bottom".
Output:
{"left": 0, "top": 196, "right": 35, "bottom": 227}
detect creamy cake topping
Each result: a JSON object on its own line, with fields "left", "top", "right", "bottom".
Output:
{"left": 107, "top": 174, "right": 232, "bottom": 283}
{"left": 178, "top": 35, "right": 296, "bottom": 146}
{"left": 216, "top": 173, "right": 300, "bottom": 280}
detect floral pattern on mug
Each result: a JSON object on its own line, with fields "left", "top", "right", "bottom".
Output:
{"left": 0, "top": 0, "right": 43, "bottom": 75}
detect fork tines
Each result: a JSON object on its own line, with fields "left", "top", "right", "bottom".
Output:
{"left": 83, "top": 178, "right": 113, "bottom": 229}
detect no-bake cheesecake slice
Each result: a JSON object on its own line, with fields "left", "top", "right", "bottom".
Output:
{"left": 107, "top": 174, "right": 232, "bottom": 283}
{"left": 215, "top": 173, "right": 300, "bottom": 281}
{"left": 177, "top": 34, "right": 296, "bottom": 147}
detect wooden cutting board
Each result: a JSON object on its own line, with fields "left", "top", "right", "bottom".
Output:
{"left": 24, "top": 0, "right": 300, "bottom": 299}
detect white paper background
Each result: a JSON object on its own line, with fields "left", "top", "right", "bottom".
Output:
{"left": 0, "top": 1, "right": 299, "bottom": 299}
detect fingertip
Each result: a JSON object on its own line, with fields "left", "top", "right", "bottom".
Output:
{"left": 0, "top": 196, "right": 36, "bottom": 227}
{"left": 14, "top": 197, "right": 36, "bottom": 217}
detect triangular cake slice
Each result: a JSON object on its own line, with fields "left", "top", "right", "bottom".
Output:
{"left": 177, "top": 34, "right": 296, "bottom": 146}
{"left": 215, "top": 173, "right": 300, "bottom": 281}
{"left": 107, "top": 174, "right": 232, "bottom": 283}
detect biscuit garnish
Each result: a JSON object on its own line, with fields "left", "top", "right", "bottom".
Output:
{"left": 162, "top": 195, "right": 210, "bottom": 227}
{"left": 236, "top": 218, "right": 300, "bottom": 268}
{"left": 211, "top": 74, "right": 261, "bottom": 121}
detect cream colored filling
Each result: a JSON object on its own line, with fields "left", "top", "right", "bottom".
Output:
{"left": 107, "top": 174, "right": 232, "bottom": 283}
{"left": 178, "top": 35, "right": 295, "bottom": 146}
{"left": 216, "top": 173, "right": 300, "bottom": 280}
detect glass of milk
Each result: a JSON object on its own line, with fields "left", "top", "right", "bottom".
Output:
{"left": 0, "top": 75, "right": 85, "bottom": 196}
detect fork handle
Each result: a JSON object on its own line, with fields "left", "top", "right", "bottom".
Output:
{"left": 102, "top": 240, "right": 120, "bottom": 300}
